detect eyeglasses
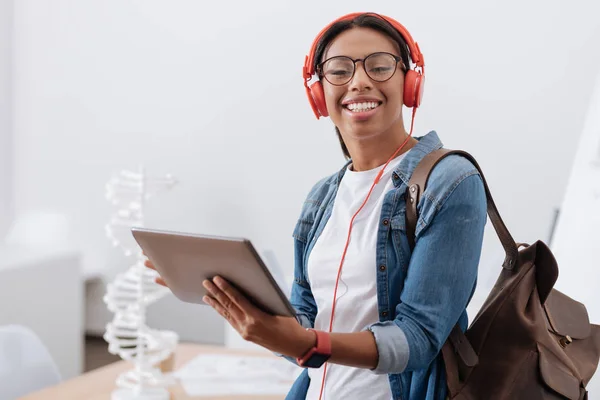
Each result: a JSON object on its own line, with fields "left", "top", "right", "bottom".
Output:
{"left": 316, "top": 52, "right": 405, "bottom": 86}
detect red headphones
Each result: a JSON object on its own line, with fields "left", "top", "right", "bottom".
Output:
{"left": 303, "top": 12, "right": 426, "bottom": 119}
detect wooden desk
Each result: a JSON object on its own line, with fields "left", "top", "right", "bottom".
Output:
{"left": 21, "top": 343, "right": 288, "bottom": 400}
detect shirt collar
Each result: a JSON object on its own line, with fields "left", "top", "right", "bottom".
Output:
{"left": 334, "top": 130, "right": 444, "bottom": 187}
{"left": 392, "top": 130, "right": 444, "bottom": 187}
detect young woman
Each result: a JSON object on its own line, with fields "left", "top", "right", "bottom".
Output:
{"left": 147, "top": 12, "right": 487, "bottom": 400}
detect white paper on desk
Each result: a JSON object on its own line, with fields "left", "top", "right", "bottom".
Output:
{"left": 178, "top": 379, "right": 294, "bottom": 396}
{"left": 172, "top": 353, "right": 302, "bottom": 396}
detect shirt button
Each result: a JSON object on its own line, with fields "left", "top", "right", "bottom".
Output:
{"left": 379, "top": 265, "right": 386, "bottom": 271}
{"left": 382, "top": 219, "right": 389, "bottom": 226}
{"left": 382, "top": 311, "right": 388, "bottom": 317}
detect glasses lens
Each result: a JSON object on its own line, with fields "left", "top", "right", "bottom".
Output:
{"left": 322, "top": 57, "right": 354, "bottom": 86}
{"left": 365, "top": 53, "right": 398, "bottom": 82}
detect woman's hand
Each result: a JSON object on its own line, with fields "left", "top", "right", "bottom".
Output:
{"left": 202, "top": 275, "right": 315, "bottom": 358}
{"left": 143, "top": 256, "right": 314, "bottom": 358}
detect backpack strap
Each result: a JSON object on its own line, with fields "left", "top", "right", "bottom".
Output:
{"left": 405, "top": 149, "right": 519, "bottom": 269}
{"left": 404, "top": 148, "right": 520, "bottom": 392}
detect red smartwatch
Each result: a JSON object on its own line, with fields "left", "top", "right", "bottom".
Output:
{"left": 296, "top": 329, "right": 332, "bottom": 368}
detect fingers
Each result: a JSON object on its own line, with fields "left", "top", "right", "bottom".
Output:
{"left": 211, "top": 276, "right": 254, "bottom": 312}
{"left": 144, "top": 258, "right": 156, "bottom": 270}
{"left": 155, "top": 276, "right": 168, "bottom": 287}
{"left": 202, "top": 278, "right": 245, "bottom": 322}
{"left": 203, "top": 295, "right": 235, "bottom": 323}
{"left": 143, "top": 257, "right": 166, "bottom": 287}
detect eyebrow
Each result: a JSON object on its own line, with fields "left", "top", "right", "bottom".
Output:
{"left": 322, "top": 51, "right": 402, "bottom": 62}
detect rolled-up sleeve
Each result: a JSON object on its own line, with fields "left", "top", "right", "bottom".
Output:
{"left": 366, "top": 173, "right": 487, "bottom": 374}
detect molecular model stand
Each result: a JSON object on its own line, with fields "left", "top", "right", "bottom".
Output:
{"left": 103, "top": 166, "right": 179, "bottom": 400}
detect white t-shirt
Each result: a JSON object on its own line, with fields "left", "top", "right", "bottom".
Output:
{"left": 306, "top": 152, "right": 409, "bottom": 400}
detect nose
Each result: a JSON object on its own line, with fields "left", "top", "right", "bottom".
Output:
{"left": 347, "top": 62, "right": 372, "bottom": 92}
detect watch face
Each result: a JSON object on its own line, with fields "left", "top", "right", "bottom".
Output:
{"left": 304, "top": 352, "right": 331, "bottom": 368}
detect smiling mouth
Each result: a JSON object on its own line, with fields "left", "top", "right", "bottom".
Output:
{"left": 344, "top": 101, "right": 382, "bottom": 113}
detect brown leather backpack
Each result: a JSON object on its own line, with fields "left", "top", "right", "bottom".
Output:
{"left": 405, "top": 149, "right": 600, "bottom": 399}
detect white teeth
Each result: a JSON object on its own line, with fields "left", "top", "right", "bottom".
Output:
{"left": 346, "top": 101, "right": 380, "bottom": 112}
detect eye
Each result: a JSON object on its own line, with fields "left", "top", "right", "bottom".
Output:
{"left": 369, "top": 66, "right": 393, "bottom": 74}
{"left": 322, "top": 57, "right": 353, "bottom": 76}
{"left": 330, "top": 69, "right": 352, "bottom": 76}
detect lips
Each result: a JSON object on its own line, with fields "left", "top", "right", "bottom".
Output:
{"left": 340, "top": 96, "right": 383, "bottom": 121}
{"left": 344, "top": 101, "right": 381, "bottom": 112}
{"left": 342, "top": 104, "right": 381, "bottom": 121}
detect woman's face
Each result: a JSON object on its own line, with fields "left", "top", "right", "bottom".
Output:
{"left": 321, "top": 27, "right": 405, "bottom": 142}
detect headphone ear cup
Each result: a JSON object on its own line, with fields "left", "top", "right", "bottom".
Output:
{"left": 305, "top": 85, "right": 320, "bottom": 119}
{"left": 403, "top": 69, "right": 424, "bottom": 108}
{"left": 309, "top": 81, "right": 329, "bottom": 118}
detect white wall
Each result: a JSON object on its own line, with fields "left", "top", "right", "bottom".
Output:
{"left": 0, "top": 0, "right": 13, "bottom": 239}
{"left": 549, "top": 69, "right": 600, "bottom": 400}
{"left": 11, "top": 0, "right": 600, "bottom": 331}
{"left": 551, "top": 71, "right": 600, "bottom": 323}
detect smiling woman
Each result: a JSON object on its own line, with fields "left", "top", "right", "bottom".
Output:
{"left": 147, "top": 11, "right": 487, "bottom": 400}
{"left": 283, "top": 15, "right": 484, "bottom": 400}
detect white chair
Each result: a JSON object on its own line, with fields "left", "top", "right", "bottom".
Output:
{"left": 0, "top": 325, "right": 61, "bottom": 400}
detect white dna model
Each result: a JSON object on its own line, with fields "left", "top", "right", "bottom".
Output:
{"left": 103, "top": 166, "right": 179, "bottom": 400}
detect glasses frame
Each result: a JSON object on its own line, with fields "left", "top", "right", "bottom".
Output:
{"left": 316, "top": 52, "right": 406, "bottom": 86}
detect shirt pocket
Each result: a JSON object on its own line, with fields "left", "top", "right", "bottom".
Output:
{"left": 390, "top": 210, "right": 411, "bottom": 269}
{"left": 292, "top": 200, "right": 320, "bottom": 243}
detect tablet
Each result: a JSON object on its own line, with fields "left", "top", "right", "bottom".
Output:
{"left": 131, "top": 227, "right": 296, "bottom": 318}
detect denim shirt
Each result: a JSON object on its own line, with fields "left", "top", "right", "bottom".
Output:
{"left": 284, "top": 131, "right": 487, "bottom": 400}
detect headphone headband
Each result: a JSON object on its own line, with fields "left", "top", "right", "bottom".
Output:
{"left": 303, "top": 12, "right": 424, "bottom": 81}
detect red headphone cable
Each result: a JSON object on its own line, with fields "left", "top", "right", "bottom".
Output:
{"left": 317, "top": 107, "right": 418, "bottom": 400}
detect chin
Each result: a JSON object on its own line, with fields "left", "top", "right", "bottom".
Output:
{"left": 342, "top": 122, "right": 387, "bottom": 141}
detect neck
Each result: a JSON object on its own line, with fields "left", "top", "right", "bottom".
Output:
{"left": 346, "top": 126, "right": 418, "bottom": 172}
